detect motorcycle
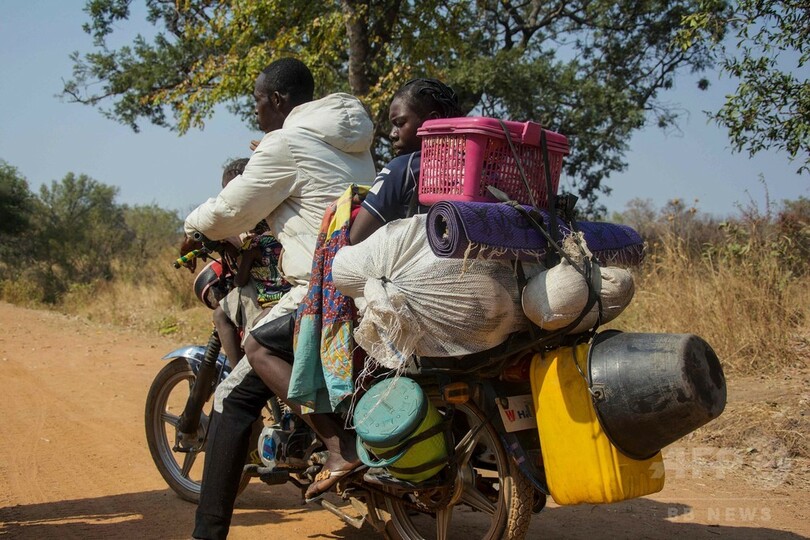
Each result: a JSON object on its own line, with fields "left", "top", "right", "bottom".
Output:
{"left": 144, "top": 236, "right": 286, "bottom": 502}
{"left": 145, "top": 235, "right": 726, "bottom": 539}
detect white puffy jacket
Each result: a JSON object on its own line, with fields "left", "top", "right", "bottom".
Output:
{"left": 184, "top": 93, "right": 376, "bottom": 287}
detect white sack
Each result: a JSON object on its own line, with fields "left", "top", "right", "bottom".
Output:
{"left": 333, "top": 215, "right": 528, "bottom": 368}
{"left": 521, "top": 256, "right": 634, "bottom": 334}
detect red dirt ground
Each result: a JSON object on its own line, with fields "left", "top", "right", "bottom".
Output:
{"left": 0, "top": 301, "right": 807, "bottom": 539}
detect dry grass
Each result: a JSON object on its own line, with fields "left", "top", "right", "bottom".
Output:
{"left": 60, "top": 282, "right": 204, "bottom": 340}
{"left": 3, "top": 204, "right": 807, "bottom": 473}
{"left": 5, "top": 217, "right": 807, "bottom": 377}
{"left": 56, "top": 256, "right": 214, "bottom": 344}
{"left": 671, "top": 366, "right": 810, "bottom": 490}
{"left": 607, "top": 215, "right": 810, "bottom": 475}
{"left": 613, "top": 233, "right": 810, "bottom": 375}
{"left": 709, "top": 398, "right": 809, "bottom": 461}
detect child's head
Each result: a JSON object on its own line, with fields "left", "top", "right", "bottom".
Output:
{"left": 389, "top": 79, "right": 464, "bottom": 156}
{"left": 221, "top": 158, "right": 250, "bottom": 188}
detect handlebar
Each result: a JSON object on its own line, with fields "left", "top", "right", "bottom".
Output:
{"left": 174, "top": 230, "right": 218, "bottom": 269}
{"left": 174, "top": 249, "right": 206, "bottom": 269}
{"left": 175, "top": 231, "right": 239, "bottom": 273}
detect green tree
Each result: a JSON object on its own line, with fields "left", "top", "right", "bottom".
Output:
{"left": 35, "top": 173, "right": 132, "bottom": 300}
{"left": 0, "top": 161, "right": 38, "bottom": 276}
{"left": 679, "top": 0, "right": 810, "bottom": 173}
{"left": 122, "top": 203, "right": 182, "bottom": 276}
{"left": 612, "top": 197, "right": 659, "bottom": 238}
{"left": 0, "top": 161, "right": 35, "bottom": 237}
{"left": 776, "top": 196, "right": 810, "bottom": 275}
{"left": 64, "top": 0, "right": 721, "bottom": 214}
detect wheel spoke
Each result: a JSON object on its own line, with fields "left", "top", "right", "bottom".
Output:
{"left": 435, "top": 505, "right": 454, "bottom": 540}
{"left": 180, "top": 450, "right": 198, "bottom": 477}
{"left": 455, "top": 425, "right": 484, "bottom": 468}
{"left": 161, "top": 411, "right": 180, "bottom": 427}
{"left": 461, "top": 483, "right": 497, "bottom": 515}
{"left": 384, "top": 402, "right": 529, "bottom": 539}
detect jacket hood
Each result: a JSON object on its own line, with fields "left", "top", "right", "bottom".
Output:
{"left": 283, "top": 93, "right": 374, "bottom": 154}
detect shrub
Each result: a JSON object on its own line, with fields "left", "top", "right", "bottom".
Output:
{"left": 614, "top": 196, "right": 810, "bottom": 374}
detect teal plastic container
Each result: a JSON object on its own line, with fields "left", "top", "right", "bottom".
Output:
{"left": 353, "top": 377, "right": 447, "bottom": 482}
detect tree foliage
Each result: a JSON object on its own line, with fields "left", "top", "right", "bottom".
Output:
{"left": 679, "top": 0, "right": 810, "bottom": 173}
{"left": 0, "top": 161, "right": 37, "bottom": 271}
{"left": 64, "top": 0, "right": 709, "bottom": 215}
{"left": 123, "top": 203, "right": 182, "bottom": 258}
{"left": 0, "top": 161, "right": 194, "bottom": 304}
{"left": 0, "top": 161, "right": 35, "bottom": 238}
{"left": 64, "top": 0, "right": 720, "bottom": 214}
{"left": 613, "top": 196, "right": 723, "bottom": 254}
{"left": 36, "top": 173, "right": 132, "bottom": 295}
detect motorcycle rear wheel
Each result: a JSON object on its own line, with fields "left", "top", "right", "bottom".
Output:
{"left": 379, "top": 401, "right": 533, "bottom": 540}
{"left": 145, "top": 358, "right": 268, "bottom": 503}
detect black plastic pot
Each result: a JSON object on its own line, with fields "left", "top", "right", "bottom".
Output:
{"left": 588, "top": 331, "right": 727, "bottom": 460}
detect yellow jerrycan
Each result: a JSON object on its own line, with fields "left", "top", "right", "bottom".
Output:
{"left": 530, "top": 343, "right": 666, "bottom": 505}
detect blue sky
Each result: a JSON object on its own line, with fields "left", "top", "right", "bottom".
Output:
{"left": 1, "top": 1, "right": 807, "bottom": 220}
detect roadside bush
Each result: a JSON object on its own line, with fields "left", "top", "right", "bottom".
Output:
{"left": 615, "top": 197, "right": 810, "bottom": 374}
{"left": 0, "top": 277, "right": 46, "bottom": 307}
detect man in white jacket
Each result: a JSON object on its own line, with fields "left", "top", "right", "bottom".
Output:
{"left": 183, "top": 58, "right": 376, "bottom": 540}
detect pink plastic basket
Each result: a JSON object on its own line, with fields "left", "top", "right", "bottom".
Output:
{"left": 417, "top": 117, "right": 569, "bottom": 206}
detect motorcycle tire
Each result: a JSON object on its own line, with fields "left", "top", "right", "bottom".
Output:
{"left": 145, "top": 357, "right": 257, "bottom": 503}
{"left": 376, "top": 400, "right": 533, "bottom": 540}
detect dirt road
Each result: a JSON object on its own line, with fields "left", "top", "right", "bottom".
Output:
{"left": 0, "top": 302, "right": 807, "bottom": 539}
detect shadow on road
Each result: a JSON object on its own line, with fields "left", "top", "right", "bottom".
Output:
{"left": 0, "top": 484, "right": 365, "bottom": 539}
{"left": 0, "top": 485, "right": 804, "bottom": 539}
{"left": 532, "top": 496, "right": 805, "bottom": 540}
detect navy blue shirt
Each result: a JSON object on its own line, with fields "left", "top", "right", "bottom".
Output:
{"left": 361, "top": 152, "right": 425, "bottom": 223}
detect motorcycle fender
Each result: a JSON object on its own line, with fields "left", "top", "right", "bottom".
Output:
{"left": 161, "top": 345, "right": 231, "bottom": 380}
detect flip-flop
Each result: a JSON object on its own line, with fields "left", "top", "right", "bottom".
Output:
{"left": 304, "top": 463, "right": 364, "bottom": 503}
{"left": 304, "top": 491, "right": 327, "bottom": 504}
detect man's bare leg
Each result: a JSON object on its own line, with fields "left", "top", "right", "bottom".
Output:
{"left": 243, "top": 335, "right": 360, "bottom": 497}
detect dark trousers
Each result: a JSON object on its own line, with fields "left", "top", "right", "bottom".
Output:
{"left": 193, "top": 369, "right": 273, "bottom": 540}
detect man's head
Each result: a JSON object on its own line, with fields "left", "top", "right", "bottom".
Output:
{"left": 222, "top": 158, "right": 250, "bottom": 188}
{"left": 254, "top": 58, "right": 315, "bottom": 133}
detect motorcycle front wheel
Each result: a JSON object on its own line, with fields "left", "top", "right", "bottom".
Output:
{"left": 379, "top": 401, "right": 533, "bottom": 540}
{"left": 145, "top": 357, "right": 270, "bottom": 503}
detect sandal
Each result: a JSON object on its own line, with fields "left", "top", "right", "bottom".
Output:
{"left": 304, "top": 462, "right": 364, "bottom": 503}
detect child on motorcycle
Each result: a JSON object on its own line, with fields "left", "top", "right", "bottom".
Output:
{"left": 349, "top": 78, "right": 463, "bottom": 245}
{"left": 213, "top": 158, "right": 291, "bottom": 367}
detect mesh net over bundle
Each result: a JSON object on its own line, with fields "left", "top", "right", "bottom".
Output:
{"left": 333, "top": 215, "right": 529, "bottom": 370}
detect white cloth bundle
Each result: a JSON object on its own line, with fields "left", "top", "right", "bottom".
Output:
{"left": 521, "top": 238, "right": 634, "bottom": 334}
{"left": 332, "top": 215, "right": 528, "bottom": 368}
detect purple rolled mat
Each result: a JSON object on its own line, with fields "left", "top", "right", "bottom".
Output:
{"left": 425, "top": 201, "right": 645, "bottom": 266}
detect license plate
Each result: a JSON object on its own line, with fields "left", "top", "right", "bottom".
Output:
{"left": 496, "top": 395, "right": 536, "bottom": 433}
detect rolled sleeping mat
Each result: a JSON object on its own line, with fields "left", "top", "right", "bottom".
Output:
{"left": 425, "top": 201, "right": 645, "bottom": 266}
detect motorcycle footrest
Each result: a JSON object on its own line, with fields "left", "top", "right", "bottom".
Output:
{"left": 258, "top": 468, "right": 290, "bottom": 485}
